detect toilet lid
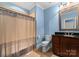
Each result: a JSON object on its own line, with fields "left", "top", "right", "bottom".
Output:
{"left": 42, "top": 41, "right": 49, "bottom": 45}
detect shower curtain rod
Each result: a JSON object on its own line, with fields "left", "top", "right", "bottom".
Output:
{"left": 0, "top": 7, "right": 34, "bottom": 19}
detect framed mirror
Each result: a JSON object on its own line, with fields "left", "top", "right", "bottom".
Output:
{"left": 59, "top": 4, "right": 79, "bottom": 31}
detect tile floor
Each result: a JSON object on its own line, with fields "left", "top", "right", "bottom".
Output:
{"left": 22, "top": 51, "right": 40, "bottom": 57}
{"left": 22, "top": 48, "right": 57, "bottom": 57}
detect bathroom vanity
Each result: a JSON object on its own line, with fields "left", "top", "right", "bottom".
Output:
{"left": 52, "top": 32, "right": 79, "bottom": 57}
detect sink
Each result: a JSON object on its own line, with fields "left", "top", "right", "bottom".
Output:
{"left": 64, "top": 35, "right": 75, "bottom": 37}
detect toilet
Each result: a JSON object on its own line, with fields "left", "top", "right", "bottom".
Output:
{"left": 41, "top": 35, "right": 52, "bottom": 52}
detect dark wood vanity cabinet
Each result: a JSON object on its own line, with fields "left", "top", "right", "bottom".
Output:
{"left": 52, "top": 35, "right": 79, "bottom": 57}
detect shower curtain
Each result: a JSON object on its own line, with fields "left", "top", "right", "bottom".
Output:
{"left": 0, "top": 7, "right": 36, "bottom": 57}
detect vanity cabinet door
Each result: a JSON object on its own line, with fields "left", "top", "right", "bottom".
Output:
{"left": 69, "top": 38, "right": 79, "bottom": 56}
{"left": 61, "top": 37, "right": 71, "bottom": 56}
{"left": 52, "top": 36, "right": 60, "bottom": 55}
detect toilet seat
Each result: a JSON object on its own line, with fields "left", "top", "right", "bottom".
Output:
{"left": 42, "top": 41, "right": 49, "bottom": 46}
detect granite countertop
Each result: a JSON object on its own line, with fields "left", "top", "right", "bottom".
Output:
{"left": 53, "top": 35, "right": 79, "bottom": 39}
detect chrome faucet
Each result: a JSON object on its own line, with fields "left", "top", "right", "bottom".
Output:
{"left": 65, "top": 32, "right": 67, "bottom": 35}
{"left": 64, "top": 32, "right": 74, "bottom": 37}
{"left": 71, "top": 33, "right": 74, "bottom": 35}
{"left": 68, "top": 32, "right": 70, "bottom": 35}
{"left": 64, "top": 32, "right": 70, "bottom": 36}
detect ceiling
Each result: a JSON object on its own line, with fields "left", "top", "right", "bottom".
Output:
{"left": 12, "top": 2, "right": 59, "bottom": 10}
{"left": 36, "top": 2, "right": 59, "bottom": 9}
{"left": 12, "top": 2, "right": 35, "bottom": 10}
{"left": 0, "top": 2, "right": 79, "bottom": 11}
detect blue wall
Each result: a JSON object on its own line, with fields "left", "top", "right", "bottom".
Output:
{"left": 44, "top": 4, "right": 79, "bottom": 34}
{"left": 35, "top": 6, "right": 44, "bottom": 48}
{"left": 44, "top": 5, "right": 59, "bottom": 35}
{"left": 29, "top": 6, "right": 44, "bottom": 49}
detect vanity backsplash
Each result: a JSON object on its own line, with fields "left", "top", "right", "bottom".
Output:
{"left": 55, "top": 32, "right": 79, "bottom": 36}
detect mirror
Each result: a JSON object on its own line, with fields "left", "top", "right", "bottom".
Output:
{"left": 59, "top": 4, "right": 79, "bottom": 31}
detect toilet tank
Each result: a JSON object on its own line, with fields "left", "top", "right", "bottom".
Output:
{"left": 45, "top": 35, "right": 52, "bottom": 41}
